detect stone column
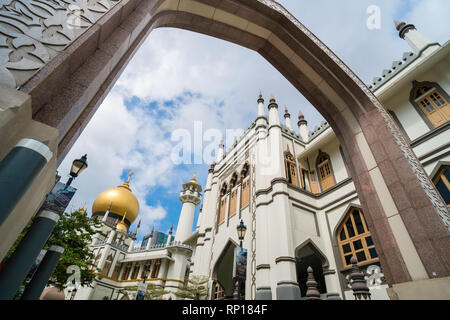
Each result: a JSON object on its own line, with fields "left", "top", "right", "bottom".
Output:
{"left": 21, "top": 245, "right": 64, "bottom": 300}
{"left": 0, "top": 209, "right": 61, "bottom": 299}
{"left": 0, "top": 138, "right": 52, "bottom": 227}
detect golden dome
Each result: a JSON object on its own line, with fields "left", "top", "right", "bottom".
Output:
{"left": 189, "top": 172, "right": 197, "bottom": 184}
{"left": 116, "top": 213, "right": 128, "bottom": 232}
{"left": 92, "top": 171, "right": 139, "bottom": 224}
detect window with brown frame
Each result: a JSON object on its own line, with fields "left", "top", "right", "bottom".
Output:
{"left": 121, "top": 263, "right": 131, "bottom": 280}
{"left": 101, "top": 250, "right": 116, "bottom": 275}
{"left": 337, "top": 208, "right": 379, "bottom": 268}
{"left": 219, "top": 196, "right": 227, "bottom": 224}
{"left": 316, "top": 152, "right": 335, "bottom": 192}
{"left": 112, "top": 264, "right": 121, "bottom": 280}
{"left": 412, "top": 83, "right": 450, "bottom": 128}
{"left": 229, "top": 187, "right": 237, "bottom": 217}
{"left": 284, "top": 152, "right": 299, "bottom": 187}
{"left": 151, "top": 259, "right": 161, "bottom": 278}
{"left": 240, "top": 177, "right": 250, "bottom": 209}
{"left": 213, "top": 282, "right": 224, "bottom": 300}
{"left": 433, "top": 165, "right": 450, "bottom": 208}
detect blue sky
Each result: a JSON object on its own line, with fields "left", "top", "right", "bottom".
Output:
{"left": 57, "top": 0, "right": 450, "bottom": 245}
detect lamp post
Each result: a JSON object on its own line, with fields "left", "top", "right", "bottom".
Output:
{"left": 235, "top": 219, "right": 247, "bottom": 300}
{"left": 66, "top": 154, "right": 88, "bottom": 186}
{"left": 236, "top": 219, "right": 247, "bottom": 250}
{"left": 0, "top": 155, "right": 87, "bottom": 300}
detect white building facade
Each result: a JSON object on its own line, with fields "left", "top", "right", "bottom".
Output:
{"left": 190, "top": 21, "right": 450, "bottom": 300}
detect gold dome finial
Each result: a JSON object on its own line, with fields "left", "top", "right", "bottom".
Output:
{"left": 116, "top": 211, "right": 128, "bottom": 232}
{"left": 126, "top": 170, "right": 134, "bottom": 185}
{"left": 189, "top": 172, "right": 197, "bottom": 184}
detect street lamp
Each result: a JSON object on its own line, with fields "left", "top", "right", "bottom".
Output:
{"left": 236, "top": 219, "right": 247, "bottom": 249}
{"left": 67, "top": 154, "right": 88, "bottom": 186}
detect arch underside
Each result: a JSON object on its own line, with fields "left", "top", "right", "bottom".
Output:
{"left": 17, "top": 0, "right": 449, "bottom": 285}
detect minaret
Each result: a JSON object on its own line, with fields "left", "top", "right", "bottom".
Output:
{"left": 297, "top": 109, "right": 309, "bottom": 142}
{"left": 257, "top": 90, "right": 265, "bottom": 117}
{"left": 255, "top": 92, "right": 268, "bottom": 139}
{"left": 145, "top": 227, "right": 154, "bottom": 250}
{"left": 268, "top": 94, "right": 280, "bottom": 126}
{"left": 166, "top": 224, "right": 173, "bottom": 245}
{"left": 284, "top": 106, "right": 293, "bottom": 130}
{"left": 394, "top": 20, "right": 439, "bottom": 54}
{"left": 174, "top": 173, "right": 202, "bottom": 243}
{"left": 216, "top": 139, "right": 224, "bottom": 163}
{"left": 102, "top": 202, "right": 112, "bottom": 223}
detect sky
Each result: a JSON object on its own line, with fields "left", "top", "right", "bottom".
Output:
{"left": 57, "top": 0, "right": 450, "bottom": 244}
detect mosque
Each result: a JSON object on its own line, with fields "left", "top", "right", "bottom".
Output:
{"left": 71, "top": 20, "right": 449, "bottom": 300}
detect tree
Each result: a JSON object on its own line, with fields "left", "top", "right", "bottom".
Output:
{"left": 3, "top": 209, "right": 102, "bottom": 296}
{"left": 46, "top": 209, "right": 102, "bottom": 290}
{"left": 173, "top": 275, "right": 209, "bottom": 300}
{"left": 118, "top": 283, "right": 170, "bottom": 300}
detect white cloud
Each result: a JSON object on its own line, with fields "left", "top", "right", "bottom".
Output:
{"left": 59, "top": 0, "right": 450, "bottom": 238}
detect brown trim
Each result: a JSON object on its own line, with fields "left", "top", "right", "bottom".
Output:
{"left": 256, "top": 264, "right": 270, "bottom": 270}
{"left": 275, "top": 256, "right": 296, "bottom": 264}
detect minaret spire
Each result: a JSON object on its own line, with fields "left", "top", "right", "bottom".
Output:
{"left": 297, "top": 109, "right": 309, "bottom": 142}
{"left": 175, "top": 174, "right": 202, "bottom": 243}
{"left": 268, "top": 94, "right": 280, "bottom": 126}
{"left": 284, "top": 106, "right": 292, "bottom": 130}
{"left": 257, "top": 90, "right": 265, "bottom": 117}
{"left": 216, "top": 138, "right": 224, "bottom": 162}
{"left": 394, "top": 20, "right": 439, "bottom": 54}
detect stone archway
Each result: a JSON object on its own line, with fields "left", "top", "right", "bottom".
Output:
{"left": 2, "top": 0, "right": 449, "bottom": 290}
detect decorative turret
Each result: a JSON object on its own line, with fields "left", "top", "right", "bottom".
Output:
{"left": 257, "top": 90, "right": 265, "bottom": 117}
{"left": 101, "top": 202, "right": 112, "bottom": 223}
{"left": 145, "top": 227, "right": 154, "bottom": 250}
{"left": 268, "top": 94, "right": 280, "bottom": 126}
{"left": 297, "top": 109, "right": 309, "bottom": 142}
{"left": 394, "top": 20, "right": 439, "bottom": 54}
{"left": 216, "top": 139, "right": 224, "bottom": 162}
{"left": 175, "top": 173, "right": 202, "bottom": 243}
{"left": 284, "top": 106, "right": 293, "bottom": 130}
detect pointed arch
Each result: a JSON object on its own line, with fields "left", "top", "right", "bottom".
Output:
{"left": 218, "top": 182, "right": 229, "bottom": 225}
{"left": 336, "top": 206, "right": 379, "bottom": 268}
{"left": 284, "top": 150, "right": 299, "bottom": 187}
{"left": 211, "top": 239, "right": 240, "bottom": 298}
{"left": 240, "top": 162, "right": 250, "bottom": 209}
{"left": 409, "top": 80, "right": 450, "bottom": 129}
{"left": 229, "top": 172, "right": 239, "bottom": 218}
{"left": 315, "top": 149, "right": 336, "bottom": 192}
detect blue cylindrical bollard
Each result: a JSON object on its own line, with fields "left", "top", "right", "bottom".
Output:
{"left": 0, "top": 138, "right": 52, "bottom": 227}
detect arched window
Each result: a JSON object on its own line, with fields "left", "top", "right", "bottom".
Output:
{"left": 121, "top": 263, "right": 131, "bottom": 280}
{"left": 316, "top": 151, "right": 335, "bottom": 192}
{"left": 240, "top": 163, "right": 250, "bottom": 209}
{"left": 101, "top": 250, "right": 116, "bottom": 275}
{"left": 213, "top": 282, "right": 224, "bottom": 300}
{"left": 433, "top": 165, "right": 450, "bottom": 208}
{"left": 410, "top": 81, "right": 450, "bottom": 128}
{"left": 229, "top": 173, "right": 238, "bottom": 218}
{"left": 219, "top": 183, "right": 228, "bottom": 224}
{"left": 285, "top": 151, "right": 299, "bottom": 187}
{"left": 337, "top": 208, "right": 378, "bottom": 268}
{"left": 151, "top": 259, "right": 161, "bottom": 278}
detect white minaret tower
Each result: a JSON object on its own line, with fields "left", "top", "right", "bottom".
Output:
{"left": 297, "top": 109, "right": 309, "bottom": 142}
{"left": 394, "top": 20, "right": 440, "bottom": 55}
{"left": 268, "top": 94, "right": 280, "bottom": 126}
{"left": 174, "top": 173, "right": 202, "bottom": 243}
{"left": 284, "top": 106, "right": 292, "bottom": 130}
{"left": 216, "top": 139, "right": 224, "bottom": 163}
{"left": 257, "top": 90, "right": 265, "bottom": 117}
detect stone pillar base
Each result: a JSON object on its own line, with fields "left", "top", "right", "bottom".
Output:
{"left": 276, "top": 281, "right": 300, "bottom": 300}
{"left": 387, "top": 276, "right": 450, "bottom": 300}
{"left": 255, "top": 287, "right": 272, "bottom": 300}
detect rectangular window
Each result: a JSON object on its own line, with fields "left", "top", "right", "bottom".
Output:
{"left": 240, "top": 177, "right": 250, "bottom": 209}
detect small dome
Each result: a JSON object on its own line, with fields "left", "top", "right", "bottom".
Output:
{"left": 40, "top": 287, "right": 65, "bottom": 300}
{"left": 92, "top": 171, "right": 139, "bottom": 225}
{"left": 189, "top": 172, "right": 198, "bottom": 184}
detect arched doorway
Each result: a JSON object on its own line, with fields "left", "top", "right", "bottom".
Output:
{"left": 4, "top": 0, "right": 448, "bottom": 287}
{"left": 212, "top": 240, "right": 246, "bottom": 300}
{"left": 295, "top": 241, "right": 328, "bottom": 298}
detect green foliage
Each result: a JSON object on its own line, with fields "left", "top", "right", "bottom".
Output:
{"left": 119, "top": 282, "right": 170, "bottom": 300}
{"left": 46, "top": 210, "right": 102, "bottom": 290}
{"left": 173, "top": 275, "right": 209, "bottom": 300}
{"left": 4, "top": 209, "right": 102, "bottom": 295}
